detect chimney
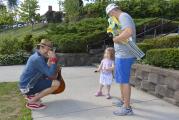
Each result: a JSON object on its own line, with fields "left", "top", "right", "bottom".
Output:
{"left": 48, "top": 6, "right": 52, "bottom": 12}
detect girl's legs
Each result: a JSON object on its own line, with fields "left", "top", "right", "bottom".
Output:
{"left": 106, "top": 85, "right": 111, "bottom": 99}
{"left": 107, "top": 85, "right": 111, "bottom": 95}
{"left": 95, "top": 84, "right": 104, "bottom": 96}
{"left": 99, "top": 84, "right": 104, "bottom": 93}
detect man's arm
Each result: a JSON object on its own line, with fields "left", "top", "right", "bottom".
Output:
{"left": 113, "top": 27, "right": 133, "bottom": 43}
{"left": 35, "top": 57, "right": 57, "bottom": 77}
{"left": 113, "top": 14, "right": 134, "bottom": 43}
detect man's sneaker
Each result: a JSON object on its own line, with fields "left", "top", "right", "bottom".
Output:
{"left": 26, "top": 103, "right": 47, "bottom": 110}
{"left": 94, "top": 91, "right": 103, "bottom": 97}
{"left": 112, "top": 99, "right": 124, "bottom": 107}
{"left": 113, "top": 107, "right": 134, "bottom": 116}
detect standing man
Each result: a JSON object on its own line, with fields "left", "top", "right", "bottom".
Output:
{"left": 106, "top": 3, "right": 136, "bottom": 116}
{"left": 19, "top": 39, "right": 60, "bottom": 110}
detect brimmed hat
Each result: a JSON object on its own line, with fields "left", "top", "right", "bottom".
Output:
{"left": 37, "top": 39, "right": 53, "bottom": 49}
{"left": 106, "top": 3, "right": 118, "bottom": 14}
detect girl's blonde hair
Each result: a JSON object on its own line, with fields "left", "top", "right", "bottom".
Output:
{"left": 104, "top": 47, "right": 115, "bottom": 60}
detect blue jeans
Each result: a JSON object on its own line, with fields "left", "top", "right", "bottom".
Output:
{"left": 26, "top": 79, "right": 52, "bottom": 95}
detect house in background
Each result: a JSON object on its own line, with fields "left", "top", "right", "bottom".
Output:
{"left": 42, "top": 6, "right": 64, "bottom": 23}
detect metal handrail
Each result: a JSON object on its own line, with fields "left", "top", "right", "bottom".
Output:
{"left": 87, "top": 18, "right": 179, "bottom": 52}
{"left": 159, "top": 27, "right": 179, "bottom": 38}
{"left": 136, "top": 18, "right": 177, "bottom": 37}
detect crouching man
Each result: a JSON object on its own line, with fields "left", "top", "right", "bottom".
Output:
{"left": 19, "top": 39, "right": 60, "bottom": 110}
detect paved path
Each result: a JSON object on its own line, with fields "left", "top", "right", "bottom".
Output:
{"left": 0, "top": 66, "right": 179, "bottom": 120}
{"left": 0, "top": 65, "right": 24, "bottom": 82}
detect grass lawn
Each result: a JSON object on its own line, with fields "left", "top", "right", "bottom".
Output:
{"left": 0, "top": 23, "right": 48, "bottom": 41}
{"left": 0, "top": 82, "right": 32, "bottom": 120}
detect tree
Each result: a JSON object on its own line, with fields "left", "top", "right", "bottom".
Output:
{"left": 64, "top": 0, "right": 83, "bottom": 22}
{"left": 18, "top": 0, "right": 39, "bottom": 29}
{"left": 0, "top": 4, "right": 14, "bottom": 26}
{"left": 7, "top": 0, "right": 18, "bottom": 10}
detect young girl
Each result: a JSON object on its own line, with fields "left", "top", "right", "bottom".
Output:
{"left": 95, "top": 47, "right": 115, "bottom": 99}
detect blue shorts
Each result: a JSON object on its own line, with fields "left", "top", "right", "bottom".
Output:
{"left": 115, "top": 57, "right": 135, "bottom": 84}
{"left": 26, "top": 79, "right": 52, "bottom": 95}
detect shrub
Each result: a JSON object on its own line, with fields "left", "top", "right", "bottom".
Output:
{"left": 146, "top": 48, "right": 179, "bottom": 69}
{"left": 19, "top": 34, "right": 34, "bottom": 53}
{"left": 144, "top": 35, "right": 179, "bottom": 49}
{"left": 137, "top": 43, "right": 154, "bottom": 54}
{"left": 0, "top": 51, "right": 29, "bottom": 65}
{"left": 47, "top": 18, "right": 107, "bottom": 53}
{"left": 0, "top": 36, "right": 20, "bottom": 55}
{"left": 82, "top": 2, "right": 108, "bottom": 18}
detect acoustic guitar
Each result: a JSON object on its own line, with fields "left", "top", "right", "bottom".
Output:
{"left": 48, "top": 65, "right": 65, "bottom": 94}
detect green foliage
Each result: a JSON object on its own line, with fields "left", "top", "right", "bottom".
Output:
{"left": 144, "top": 36, "right": 179, "bottom": 49}
{"left": 0, "top": 5, "right": 14, "bottom": 25}
{"left": 137, "top": 43, "right": 154, "bottom": 54}
{"left": 146, "top": 48, "right": 179, "bottom": 69}
{"left": 0, "top": 24, "right": 48, "bottom": 41}
{"left": 0, "top": 51, "right": 29, "bottom": 65}
{"left": 64, "top": 0, "right": 83, "bottom": 22}
{"left": 18, "top": 0, "right": 39, "bottom": 23}
{"left": 82, "top": 2, "right": 108, "bottom": 18}
{"left": 83, "top": 0, "right": 179, "bottom": 18}
{"left": 47, "top": 18, "right": 107, "bottom": 52}
{"left": 19, "top": 34, "right": 34, "bottom": 52}
{"left": 0, "top": 36, "right": 20, "bottom": 55}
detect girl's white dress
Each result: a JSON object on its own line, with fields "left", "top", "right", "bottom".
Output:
{"left": 100, "top": 58, "right": 114, "bottom": 85}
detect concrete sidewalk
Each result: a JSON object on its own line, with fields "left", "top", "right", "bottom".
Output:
{"left": 0, "top": 65, "right": 24, "bottom": 82}
{"left": 0, "top": 66, "right": 179, "bottom": 120}
{"left": 32, "top": 67, "right": 179, "bottom": 120}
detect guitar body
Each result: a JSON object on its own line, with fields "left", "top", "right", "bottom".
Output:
{"left": 52, "top": 74, "right": 65, "bottom": 94}
{"left": 48, "top": 65, "right": 65, "bottom": 94}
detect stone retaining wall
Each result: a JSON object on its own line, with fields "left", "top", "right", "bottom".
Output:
{"left": 130, "top": 64, "right": 179, "bottom": 106}
{"left": 56, "top": 53, "right": 102, "bottom": 66}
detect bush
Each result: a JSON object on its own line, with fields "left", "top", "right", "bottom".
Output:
{"left": 137, "top": 43, "right": 154, "bottom": 54}
{"left": 19, "top": 34, "right": 34, "bottom": 53}
{"left": 82, "top": 2, "right": 108, "bottom": 18}
{"left": 144, "top": 35, "right": 179, "bottom": 49}
{"left": 47, "top": 18, "right": 107, "bottom": 53}
{"left": 0, "top": 51, "right": 29, "bottom": 65}
{"left": 146, "top": 48, "right": 179, "bottom": 69}
{"left": 0, "top": 36, "right": 20, "bottom": 55}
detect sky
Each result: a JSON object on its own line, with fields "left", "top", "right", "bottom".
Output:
{"left": 36, "top": 0, "right": 95, "bottom": 15}
{"left": 15, "top": 0, "right": 94, "bottom": 15}
{"left": 38, "top": 0, "right": 60, "bottom": 15}
{"left": 1, "top": 0, "right": 94, "bottom": 15}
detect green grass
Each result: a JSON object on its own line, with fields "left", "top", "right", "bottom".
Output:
{"left": 0, "top": 23, "right": 48, "bottom": 41}
{"left": 0, "top": 82, "right": 32, "bottom": 120}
